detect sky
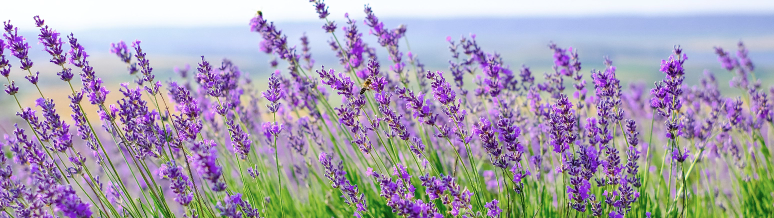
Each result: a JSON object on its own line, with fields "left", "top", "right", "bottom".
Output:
{"left": 3, "top": 0, "right": 774, "bottom": 30}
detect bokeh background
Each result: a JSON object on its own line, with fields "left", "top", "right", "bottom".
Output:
{"left": 2, "top": 0, "right": 774, "bottom": 124}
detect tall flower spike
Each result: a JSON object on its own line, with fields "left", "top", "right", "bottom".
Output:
{"left": 262, "top": 72, "right": 283, "bottom": 113}
{"left": 319, "top": 152, "right": 367, "bottom": 217}
{"left": 158, "top": 161, "right": 194, "bottom": 206}
{"left": 300, "top": 33, "right": 314, "bottom": 71}
{"left": 35, "top": 16, "right": 67, "bottom": 66}
{"left": 36, "top": 97, "right": 72, "bottom": 152}
{"left": 132, "top": 40, "right": 161, "bottom": 94}
{"left": 310, "top": 0, "right": 336, "bottom": 32}
{"left": 110, "top": 41, "right": 133, "bottom": 64}
{"left": 3, "top": 20, "right": 34, "bottom": 70}
{"left": 227, "top": 119, "right": 251, "bottom": 159}
{"left": 55, "top": 185, "right": 93, "bottom": 218}
{"left": 548, "top": 94, "right": 575, "bottom": 154}
{"left": 0, "top": 38, "right": 10, "bottom": 78}
{"left": 191, "top": 139, "right": 226, "bottom": 191}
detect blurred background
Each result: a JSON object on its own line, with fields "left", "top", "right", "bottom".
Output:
{"left": 2, "top": 0, "right": 774, "bottom": 121}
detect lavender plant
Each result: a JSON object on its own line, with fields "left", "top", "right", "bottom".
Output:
{"left": 0, "top": 2, "right": 771, "bottom": 218}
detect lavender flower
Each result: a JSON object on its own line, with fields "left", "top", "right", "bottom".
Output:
{"left": 341, "top": 14, "right": 367, "bottom": 74}
{"left": 68, "top": 33, "right": 110, "bottom": 106}
{"left": 568, "top": 159, "right": 591, "bottom": 212}
{"left": 736, "top": 41, "right": 754, "bottom": 72}
{"left": 485, "top": 200, "right": 502, "bottom": 218}
{"left": 35, "top": 16, "right": 67, "bottom": 66}
{"left": 600, "top": 144, "right": 621, "bottom": 186}
{"left": 110, "top": 41, "right": 132, "bottom": 64}
{"left": 625, "top": 145, "right": 641, "bottom": 187}
{"left": 427, "top": 70, "right": 469, "bottom": 142}
{"left": 191, "top": 139, "right": 226, "bottom": 192}
{"left": 158, "top": 161, "right": 194, "bottom": 206}
{"left": 300, "top": 33, "right": 314, "bottom": 71}
{"left": 132, "top": 40, "right": 161, "bottom": 94}
{"left": 35, "top": 97, "right": 72, "bottom": 152}
{"left": 624, "top": 119, "right": 639, "bottom": 146}
{"left": 319, "top": 152, "right": 367, "bottom": 217}
{"left": 483, "top": 59, "right": 502, "bottom": 98}
{"left": 227, "top": 119, "right": 251, "bottom": 159}
{"left": 3, "top": 20, "right": 33, "bottom": 70}
{"left": 262, "top": 72, "right": 283, "bottom": 113}
{"left": 0, "top": 38, "right": 10, "bottom": 77}
{"left": 364, "top": 5, "right": 408, "bottom": 84}
{"left": 548, "top": 94, "right": 576, "bottom": 154}
{"left": 474, "top": 117, "right": 506, "bottom": 168}
{"left": 371, "top": 166, "right": 442, "bottom": 217}
{"left": 169, "top": 84, "right": 203, "bottom": 142}
{"left": 396, "top": 85, "right": 437, "bottom": 126}
{"left": 217, "top": 194, "right": 261, "bottom": 218}
{"left": 24, "top": 71, "right": 39, "bottom": 85}
{"left": 310, "top": 0, "right": 336, "bottom": 32}
{"left": 419, "top": 173, "right": 473, "bottom": 216}
{"left": 250, "top": 13, "right": 302, "bottom": 78}
{"left": 55, "top": 185, "right": 92, "bottom": 218}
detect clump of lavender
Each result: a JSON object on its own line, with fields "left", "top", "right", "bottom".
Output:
{"left": 370, "top": 165, "right": 441, "bottom": 217}
{"left": 216, "top": 193, "right": 261, "bottom": 218}
{"left": 0, "top": 5, "right": 772, "bottom": 218}
{"left": 419, "top": 173, "right": 474, "bottom": 216}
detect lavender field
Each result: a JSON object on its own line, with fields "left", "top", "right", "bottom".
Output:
{"left": 0, "top": 1, "right": 772, "bottom": 218}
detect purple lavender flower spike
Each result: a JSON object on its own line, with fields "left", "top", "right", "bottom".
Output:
{"left": 169, "top": 84, "right": 203, "bottom": 142}
{"left": 36, "top": 97, "right": 72, "bottom": 152}
{"left": 55, "top": 185, "right": 93, "bottom": 218}
{"left": 262, "top": 72, "right": 283, "bottom": 113}
{"left": 319, "top": 152, "right": 367, "bottom": 217}
{"left": 191, "top": 139, "right": 226, "bottom": 192}
{"left": 419, "top": 173, "right": 473, "bottom": 216}
{"left": 474, "top": 117, "right": 507, "bottom": 168}
{"left": 3, "top": 20, "right": 34, "bottom": 70}
{"left": 217, "top": 193, "right": 261, "bottom": 218}
{"left": 4, "top": 80, "right": 18, "bottom": 95}
{"left": 158, "top": 161, "right": 193, "bottom": 206}
{"left": 35, "top": 16, "right": 67, "bottom": 66}
{"left": 300, "top": 33, "right": 315, "bottom": 71}
{"left": 23, "top": 71, "right": 39, "bottom": 85}
{"left": 714, "top": 47, "right": 736, "bottom": 72}
{"left": 736, "top": 41, "right": 754, "bottom": 72}
{"left": 0, "top": 38, "right": 10, "bottom": 77}
{"left": 370, "top": 166, "right": 442, "bottom": 217}
{"left": 548, "top": 94, "right": 575, "bottom": 154}
{"left": 33, "top": 15, "right": 44, "bottom": 27}
{"left": 227, "top": 119, "right": 251, "bottom": 159}
{"left": 110, "top": 41, "right": 132, "bottom": 64}
{"left": 310, "top": 0, "right": 336, "bottom": 32}
{"left": 132, "top": 40, "right": 161, "bottom": 94}
{"left": 485, "top": 200, "right": 502, "bottom": 218}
